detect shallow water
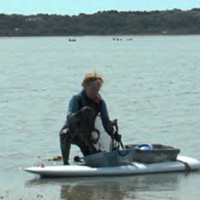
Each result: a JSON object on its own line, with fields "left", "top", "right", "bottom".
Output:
{"left": 0, "top": 35, "right": 200, "bottom": 200}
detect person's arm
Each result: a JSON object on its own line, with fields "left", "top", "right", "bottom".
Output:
{"left": 67, "top": 94, "right": 93, "bottom": 127}
{"left": 100, "top": 100, "right": 122, "bottom": 142}
{"left": 66, "top": 95, "right": 80, "bottom": 126}
{"left": 100, "top": 100, "right": 114, "bottom": 136}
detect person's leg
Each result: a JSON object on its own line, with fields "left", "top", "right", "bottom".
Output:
{"left": 72, "top": 135, "right": 95, "bottom": 156}
{"left": 78, "top": 143, "right": 91, "bottom": 156}
{"left": 79, "top": 132, "right": 99, "bottom": 154}
{"left": 59, "top": 128, "right": 74, "bottom": 165}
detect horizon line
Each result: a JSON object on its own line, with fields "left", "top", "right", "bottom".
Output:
{"left": 1, "top": 7, "right": 200, "bottom": 16}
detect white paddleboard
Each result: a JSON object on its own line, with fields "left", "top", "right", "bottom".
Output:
{"left": 24, "top": 155, "right": 200, "bottom": 178}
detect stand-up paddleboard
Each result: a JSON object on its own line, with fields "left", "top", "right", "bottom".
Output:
{"left": 24, "top": 155, "right": 200, "bottom": 178}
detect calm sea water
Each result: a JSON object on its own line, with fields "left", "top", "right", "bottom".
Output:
{"left": 0, "top": 35, "right": 200, "bottom": 200}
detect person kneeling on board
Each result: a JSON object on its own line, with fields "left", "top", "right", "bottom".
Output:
{"left": 59, "top": 72, "right": 122, "bottom": 165}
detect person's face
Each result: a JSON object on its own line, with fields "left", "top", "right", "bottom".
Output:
{"left": 85, "top": 81, "right": 101, "bottom": 99}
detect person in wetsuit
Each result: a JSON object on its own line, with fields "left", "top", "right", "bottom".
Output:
{"left": 59, "top": 72, "right": 121, "bottom": 165}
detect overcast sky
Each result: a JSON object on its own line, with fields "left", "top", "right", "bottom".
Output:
{"left": 1, "top": 0, "right": 200, "bottom": 15}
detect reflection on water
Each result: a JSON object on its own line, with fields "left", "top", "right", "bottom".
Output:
{"left": 26, "top": 173, "right": 180, "bottom": 200}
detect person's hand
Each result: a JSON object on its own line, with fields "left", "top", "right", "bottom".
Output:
{"left": 112, "top": 132, "right": 122, "bottom": 142}
{"left": 115, "top": 133, "right": 122, "bottom": 142}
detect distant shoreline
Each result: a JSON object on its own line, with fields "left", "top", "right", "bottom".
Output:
{"left": 1, "top": 33, "right": 200, "bottom": 38}
{"left": 1, "top": 9, "right": 200, "bottom": 37}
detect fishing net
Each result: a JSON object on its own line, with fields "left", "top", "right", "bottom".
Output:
{"left": 91, "top": 115, "right": 119, "bottom": 152}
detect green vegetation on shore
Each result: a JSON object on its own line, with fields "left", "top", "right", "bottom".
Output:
{"left": 0, "top": 8, "right": 200, "bottom": 36}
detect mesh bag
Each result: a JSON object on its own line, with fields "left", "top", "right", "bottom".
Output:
{"left": 91, "top": 115, "right": 118, "bottom": 152}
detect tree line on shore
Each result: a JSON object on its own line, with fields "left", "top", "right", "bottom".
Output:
{"left": 0, "top": 8, "right": 200, "bottom": 36}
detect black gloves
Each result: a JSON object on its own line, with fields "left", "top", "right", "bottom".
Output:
{"left": 112, "top": 132, "right": 122, "bottom": 142}
{"left": 110, "top": 119, "right": 122, "bottom": 142}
